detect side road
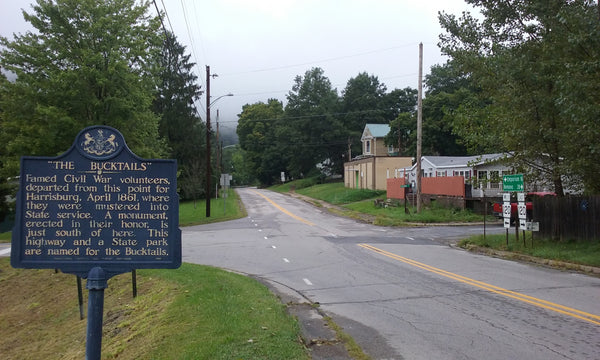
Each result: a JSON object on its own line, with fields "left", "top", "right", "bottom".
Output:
{"left": 285, "top": 191, "right": 600, "bottom": 277}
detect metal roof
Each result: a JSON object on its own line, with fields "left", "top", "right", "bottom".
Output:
{"left": 363, "top": 123, "right": 390, "bottom": 138}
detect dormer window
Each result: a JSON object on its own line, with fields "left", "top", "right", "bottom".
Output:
{"left": 365, "top": 140, "right": 371, "bottom": 154}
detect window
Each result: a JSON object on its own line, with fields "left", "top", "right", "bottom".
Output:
{"left": 477, "top": 170, "right": 487, "bottom": 189}
{"left": 365, "top": 140, "right": 371, "bottom": 154}
{"left": 490, "top": 170, "right": 500, "bottom": 189}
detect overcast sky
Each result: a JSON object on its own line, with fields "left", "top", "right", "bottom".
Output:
{"left": 0, "top": 0, "right": 475, "bottom": 131}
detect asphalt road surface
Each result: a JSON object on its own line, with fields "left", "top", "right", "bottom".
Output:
{"left": 185, "top": 188, "right": 600, "bottom": 359}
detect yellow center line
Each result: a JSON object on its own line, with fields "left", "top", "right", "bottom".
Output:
{"left": 251, "top": 190, "right": 315, "bottom": 226}
{"left": 358, "top": 243, "right": 600, "bottom": 326}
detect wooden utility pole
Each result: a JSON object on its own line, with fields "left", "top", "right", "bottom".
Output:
{"left": 216, "top": 109, "right": 220, "bottom": 174}
{"left": 347, "top": 138, "right": 352, "bottom": 160}
{"left": 416, "top": 43, "right": 423, "bottom": 213}
{"left": 205, "top": 65, "right": 211, "bottom": 217}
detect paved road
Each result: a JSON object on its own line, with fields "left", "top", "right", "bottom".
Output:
{"left": 185, "top": 188, "right": 600, "bottom": 359}
{"left": 183, "top": 188, "right": 600, "bottom": 359}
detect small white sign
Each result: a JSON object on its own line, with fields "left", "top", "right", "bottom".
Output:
{"left": 517, "top": 203, "right": 527, "bottom": 219}
{"left": 504, "top": 218, "right": 511, "bottom": 228}
{"left": 502, "top": 203, "right": 512, "bottom": 218}
{"left": 526, "top": 222, "right": 540, "bottom": 231}
{"left": 517, "top": 192, "right": 525, "bottom": 202}
{"left": 519, "top": 219, "right": 526, "bottom": 229}
{"left": 503, "top": 193, "right": 511, "bottom": 202}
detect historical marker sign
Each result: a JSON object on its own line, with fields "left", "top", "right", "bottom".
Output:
{"left": 11, "top": 126, "right": 181, "bottom": 277}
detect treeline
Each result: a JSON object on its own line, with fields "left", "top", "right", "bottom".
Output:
{"left": 235, "top": 66, "right": 470, "bottom": 186}
{"left": 0, "top": 0, "right": 207, "bottom": 214}
{"left": 237, "top": 0, "right": 600, "bottom": 195}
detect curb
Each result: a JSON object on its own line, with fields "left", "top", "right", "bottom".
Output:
{"left": 256, "top": 277, "right": 354, "bottom": 360}
{"left": 463, "top": 245, "right": 600, "bottom": 277}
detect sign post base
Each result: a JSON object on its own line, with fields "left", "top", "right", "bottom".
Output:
{"left": 85, "top": 267, "right": 108, "bottom": 360}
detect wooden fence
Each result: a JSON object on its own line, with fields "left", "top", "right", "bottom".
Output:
{"left": 533, "top": 196, "right": 600, "bottom": 241}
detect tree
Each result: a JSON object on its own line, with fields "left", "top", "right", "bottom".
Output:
{"left": 439, "top": 0, "right": 600, "bottom": 194}
{"left": 152, "top": 32, "right": 204, "bottom": 199}
{"left": 421, "top": 62, "right": 474, "bottom": 156}
{"left": 283, "top": 68, "right": 343, "bottom": 177}
{"left": 0, "top": 0, "right": 165, "bottom": 178}
{"left": 340, "top": 73, "right": 388, "bottom": 157}
{"left": 237, "top": 99, "right": 285, "bottom": 185}
{"left": 383, "top": 87, "right": 418, "bottom": 156}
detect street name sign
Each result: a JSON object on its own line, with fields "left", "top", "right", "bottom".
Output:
{"left": 503, "top": 174, "right": 524, "bottom": 192}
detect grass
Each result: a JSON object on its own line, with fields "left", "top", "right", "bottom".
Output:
{"left": 344, "top": 199, "right": 490, "bottom": 226}
{"left": 297, "top": 182, "right": 385, "bottom": 205}
{"left": 178, "top": 188, "right": 247, "bottom": 226}
{"left": 271, "top": 180, "right": 386, "bottom": 205}
{"left": 459, "top": 234, "right": 600, "bottom": 268}
{"left": 0, "top": 258, "right": 310, "bottom": 360}
{"left": 272, "top": 180, "right": 492, "bottom": 226}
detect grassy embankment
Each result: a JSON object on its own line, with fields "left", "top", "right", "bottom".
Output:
{"left": 272, "top": 180, "right": 599, "bottom": 268}
{"left": 0, "top": 259, "right": 310, "bottom": 360}
{"left": 458, "top": 234, "right": 600, "bottom": 268}
{"left": 270, "top": 181, "right": 491, "bottom": 225}
{"left": 0, "top": 188, "right": 312, "bottom": 360}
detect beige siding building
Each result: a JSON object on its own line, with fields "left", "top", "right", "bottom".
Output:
{"left": 344, "top": 124, "right": 412, "bottom": 191}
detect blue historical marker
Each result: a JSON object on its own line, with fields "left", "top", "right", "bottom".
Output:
{"left": 11, "top": 125, "right": 181, "bottom": 360}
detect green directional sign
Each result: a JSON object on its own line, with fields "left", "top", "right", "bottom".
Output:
{"left": 503, "top": 174, "right": 524, "bottom": 192}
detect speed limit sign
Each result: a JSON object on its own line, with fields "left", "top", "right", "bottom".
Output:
{"left": 517, "top": 203, "right": 527, "bottom": 219}
{"left": 503, "top": 203, "right": 512, "bottom": 217}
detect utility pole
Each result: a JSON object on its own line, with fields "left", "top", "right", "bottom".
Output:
{"left": 416, "top": 43, "right": 423, "bottom": 213}
{"left": 347, "top": 138, "right": 352, "bottom": 160}
{"left": 216, "top": 109, "right": 220, "bottom": 175}
{"left": 205, "top": 65, "right": 212, "bottom": 217}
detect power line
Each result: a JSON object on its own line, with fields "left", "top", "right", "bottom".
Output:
{"left": 219, "top": 108, "right": 393, "bottom": 123}
{"left": 160, "top": 0, "right": 175, "bottom": 35}
{"left": 218, "top": 43, "right": 420, "bottom": 77}
{"left": 152, "top": 0, "right": 204, "bottom": 119}
{"left": 179, "top": 0, "right": 206, "bottom": 115}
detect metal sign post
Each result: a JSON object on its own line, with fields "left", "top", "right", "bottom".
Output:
{"left": 517, "top": 192, "right": 526, "bottom": 246}
{"left": 502, "top": 193, "right": 511, "bottom": 246}
{"left": 11, "top": 126, "right": 181, "bottom": 360}
{"left": 502, "top": 175, "right": 525, "bottom": 246}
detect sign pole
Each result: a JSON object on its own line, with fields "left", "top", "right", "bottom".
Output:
{"left": 86, "top": 267, "right": 108, "bottom": 360}
{"left": 77, "top": 276, "right": 84, "bottom": 320}
{"left": 483, "top": 195, "right": 487, "bottom": 241}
